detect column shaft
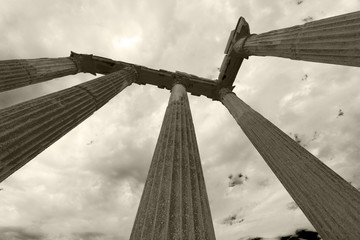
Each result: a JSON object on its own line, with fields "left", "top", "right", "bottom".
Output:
{"left": 0, "top": 57, "right": 79, "bottom": 92}
{"left": 0, "top": 67, "right": 137, "bottom": 182}
{"left": 220, "top": 89, "right": 360, "bottom": 240}
{"left": 234, "top": 11, "right": 360, "bottom": 67}
{"left": 130, "top": 84, "right": 216, "bottom": 240}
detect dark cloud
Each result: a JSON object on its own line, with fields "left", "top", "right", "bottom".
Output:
{"left": 337, "top": 109, "right": 344, "bottom": 118}
{"left": 278, "top": 229, "right": 321, "bottom": 240}
{"left": 301, "top": 74, "right": 308, "bottom": 81}
{"left": 0, "top": 227, "right": 44, "bottom": 240}
{"left": 228, "top": 173, "right": 248, "bottom": 187}
{"left": 257, "top": 178, "right": 271, "bottom": 187}
{"left": 222, "top": 213, "right": 244, "bottom": 226}
{"left": 289, "top": 131, "right": 321, "bottom": 148}
{"left": 238, "top": 236, "right": 263, "bottom": 240}
{"left": 287, "top": 201, "right": 299, "bottom": 210}
{"left": 302, "top": 16, "right": 314, "bottom": 22}
{"left": 72, "top": 232, "right": 119, "bottom": 240}
{"left": 290, "top": 133, "right": 308, "bottom": 148}
{"left": 311, "top": 131, "right": 320, "bottom": 141}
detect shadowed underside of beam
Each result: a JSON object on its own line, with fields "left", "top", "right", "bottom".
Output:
{"left": 130, "top": 84, "right": 216, "bottom": 240}
{"left": 219, "top": 88, "right": 360, "bottom": 240}
{"left": 0, "top": 67, "right": 137, "bottom": 182}
{"left": 234, "top": 11, "right": 360, "bottom": 67}
{"left": 0, "top": 57, "right": 78, "bottom": 93}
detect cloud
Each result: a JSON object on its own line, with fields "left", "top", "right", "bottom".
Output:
{"left": 228, "top": 173, "right": 249, "bottom": 187}
{"left": 222, "top": 213, "right": 244, "bottom": 226}
{"left": 278, "top": 229, "right": 321, "bottom": 240}
{"left": 71, "top": 232, "right": 120, "bottom": 240}
{"left": 287, "top": 202, "right": 299, "bottom": 211}
{"left": 0, "top": 226, "right": 44, "bottom": 240}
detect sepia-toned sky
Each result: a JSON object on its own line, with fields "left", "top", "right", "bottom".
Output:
{"left": 0, "top": 0, "right": 360, "bottom": 239}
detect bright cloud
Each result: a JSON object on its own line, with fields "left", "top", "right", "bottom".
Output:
{"left": 113, "top": 36, "right": 141, "bottom": 49}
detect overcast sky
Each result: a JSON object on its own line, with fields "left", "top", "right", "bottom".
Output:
{"left": 0, "top": 1, "right": 360, "bottom": 240}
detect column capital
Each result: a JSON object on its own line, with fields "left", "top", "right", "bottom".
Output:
{"left": 172, "top": 71, "right": 191, "bottom": 89}
{"left": 233, "top": 34, "right": 257, "bottom": 56}
{"left": 217, "top": 87, "right": 235, "bottom": 101}
{"left": 70, "top": 51, "right": 97, "bottom": 75}
{"left": 122, "top": 65, "right": 140, "bottom": 82}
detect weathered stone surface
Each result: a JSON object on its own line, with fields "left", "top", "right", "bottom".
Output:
{"left": 130, "top": 84, "right": 216, "bottom": 240}
{"left": 0, "top": 57, "right": 78, "bottom": 92}
{"left": 217, "top": 17, "right": 250, "bottom": 90}
{"left": 219, "top": 88, "right": 360, "bottom": 240}
{"left": 234, "top": 11, "right": 360, "bottom": 67}
{"left": 0, "top": 67, "right": 137, "bottom": 182}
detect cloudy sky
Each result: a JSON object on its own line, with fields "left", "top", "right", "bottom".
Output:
{"left": 0, "top": 0, "right": 359, "bottom": 239}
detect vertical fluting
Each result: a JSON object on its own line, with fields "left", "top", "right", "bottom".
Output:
{"left": 130, "top": 84, "right": 216, "bottom": 240}
{"left": 219, "top": 89, "right": 360, "bottom": 240}
{"left": 0, "top": 57, "right": 79, "bottom": 92}
{"left": 0, "top": 67, "right": 137, "bottom": 182}
{"left": 234, "top": 11, "right": 360, "bottom": 67}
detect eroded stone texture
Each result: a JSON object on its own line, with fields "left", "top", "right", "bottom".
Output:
{"left": 0, "top": 57, "right": 78, "bottom": 92}
{"left": 0, "top": 67, "right": 137, "bottom": 182}
{"left": 130, "top": 84, "right": 216, "bottom": 240}
{"left": 234, "top": 11, "right": 360, "bottom": 67}
{"left": 219, "top": 88, "right": 360, "bottom": 240}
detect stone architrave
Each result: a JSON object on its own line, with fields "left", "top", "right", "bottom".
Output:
{"left": 0, "top": 57, "right": 78, "bottom": 92}
{"left": 219, "top": 88, "right": 360, "bottom": 240}
{"left": 234, "top": 11, "right": 360, "bottom": 67}
{"left": 0, "top": 67, "right": 137, "bottom": 182}
{"left": 130, "top": 84, "right": 216, "bottom": 240}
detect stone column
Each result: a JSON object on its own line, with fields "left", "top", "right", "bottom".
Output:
{"left": 130, "top": 84, "right": 216, "bottom": 240}
{"left": 234, "top": 11, "right": 360, "bottom": 67}
{"left": 0, "top": 67, "right": 137, "bottom": 182}
{"left": 219, "top": 88, "right": 360, "bottom": 240}
{"left": 0, "top": 57, "right": 78, "bottom": 92}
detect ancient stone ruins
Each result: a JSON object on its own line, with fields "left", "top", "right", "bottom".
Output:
{"left": 1, "top": 11, "right": 360, "bottom": 240}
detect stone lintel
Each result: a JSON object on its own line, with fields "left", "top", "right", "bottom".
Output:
{"left": 73, "top": 52, "right": 219, "bottom": 100}
{"left": 216, "top": 17, "right": 250, "bottom": 90}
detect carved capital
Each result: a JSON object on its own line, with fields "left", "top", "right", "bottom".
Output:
{"left": 232, "top": 34, "right": 256, "bottom": 57}
{"left": 70, "top": 51, "right": 97, "bottom": 75}
{"left": 123, "top": 65, "right": 140, "bottom": 82}
{"left": 218, "top": 87, "right": 235, "bottom": 101}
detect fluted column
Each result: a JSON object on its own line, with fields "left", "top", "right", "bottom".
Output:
{"left": 0, "top": 67, "right": 137, "bottom": 182}
{"left": 234, "top": 11, "right": 360, "bottom": 67}
{"left": 130, "top": 84, "right": 216, "bottom": 240}
{"left": 219, "top": 88, "right": 360, "bottom": 240}
{"left": 0, "top": 57, "right": 79, "bottom": 92}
